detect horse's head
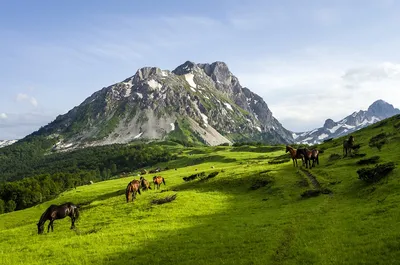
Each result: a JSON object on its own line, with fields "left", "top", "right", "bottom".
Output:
{"left": 285, "top": 145, "right": 290, "bottom": 153}
{"left": 37, "top": 223, "right": 44, "bottom": 234}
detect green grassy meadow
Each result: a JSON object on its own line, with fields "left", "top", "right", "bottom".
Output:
{"left": 1, "top": 116, "right": 400, "bottom": 265}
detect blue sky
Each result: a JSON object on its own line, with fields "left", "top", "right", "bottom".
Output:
{"left": 1, "top": 0, "right": 400, "bottom": 139}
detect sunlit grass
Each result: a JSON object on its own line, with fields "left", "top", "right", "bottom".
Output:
{"left": 1, "top": 116, "right": 400, "bottom": 265}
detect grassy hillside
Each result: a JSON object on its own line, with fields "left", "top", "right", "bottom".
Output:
{"left": 0, "top": 115, "right": 399, "bottom": 265}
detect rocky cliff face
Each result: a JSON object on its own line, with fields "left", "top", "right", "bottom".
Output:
{"left": 294, "top": 100, "right": 400, "bottom": 144}
{"left": 31, "top": 61, "right": 293, "bottom": 150}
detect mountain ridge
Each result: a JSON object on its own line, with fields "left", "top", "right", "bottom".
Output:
{"left": 294, "top": 99, "right": 400, "bottom": 144}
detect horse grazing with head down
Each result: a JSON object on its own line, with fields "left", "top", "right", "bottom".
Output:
{"left": 126, "top": 180, "right": 141, "bottom": 202}
{"left": 343, "top": 136, "right": 355, "bottom": 157}
{"left": 153, "top": 176, "right": 166, "bottom": 190}
{"left": 140, "top": 176, "right": 152, "bottom": 191}
{"left": 37, "top": 202, "right": 79, "bottom": 234}
{"left": 286, "top": 145, "right": 304, "bottom": 167}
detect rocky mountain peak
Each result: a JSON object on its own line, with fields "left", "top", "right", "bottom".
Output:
{"left": 134, "top": 67, "right": 163, "bottom": 82}
{"left": 30, "top": 60, "right": 294, "bottom": 150}
{"left": 323, "top": 119, "right": 336, "bottom": 128}
{"left": 172, "top": 61, "right": 198, "bottom": 75}
{"left": 367, "top": 99, "right": 399, "bottom": 118}
{"left": 198, "top": 61, "right": 233, "bottom": 86}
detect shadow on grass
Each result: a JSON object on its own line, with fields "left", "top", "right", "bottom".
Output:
{"left": 79, "top": 189, "right": 126, "bottom": 210}
{"left": 163, "top": 155, "right": 237, "bottom": 169}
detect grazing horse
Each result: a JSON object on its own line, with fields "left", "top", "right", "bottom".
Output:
{"left": 37, "top": 202, "right": 79, "bottom": 234}
{"left": 126, "top": 180, "right": 141, "bottom": 202}
{"left": 140, "top": 176, "right": 152, "bottom": 191}
{"left": 343, "top": 136, "right": 355, "bottom": 157}
{"left": 311, "top": 149, "right": 319, "bottom": 167}
{"left": 286, "top": 145, "right": 304, "bottom": 167}
{"left": 153, "top": 176, "right": 166, "bottom": 190}
{"left": 297, "top": 148, "right": 313, "bottom": 169}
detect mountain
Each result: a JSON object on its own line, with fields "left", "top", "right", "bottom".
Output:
{"left": 31, "top": 61, "right": 293, "bottom": 150}
{"left": 0, "top": 140, "right": 17, "bottom": 148}
{"left": 294, "top": 100, "right": 400, "bottom": 144}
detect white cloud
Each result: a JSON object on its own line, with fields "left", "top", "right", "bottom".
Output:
{"left": 16, "top": 93, "right": 29, "bottom": 101}
{"left": 233, "top": 52, "right": 400, "bottom": 132}
{"left": 15, "top": 93, "right": 38, "bottom": 107}
{"left": 30, "top": 97, "right": 38, "bottom": 107}
{"left": 342, "top": 62, "right": 400, "bottom": 87}
{"left": 0, "top": 112, "right": 55, "bottom": 139}
{"left": 0, "top": 113, "right": 7, "bottom": 119}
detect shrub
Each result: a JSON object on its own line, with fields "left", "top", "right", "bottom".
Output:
{"left": 328, "top": 153, "right": 341, "bottom": 162}
{"left": 301, "top": 190, "right": 321, "bottom": 198}
{"left": 369, "top": 133, "right": 389, "bottom": 151}
{"left": 357, "top": 156, "right": 380, "bottom": 165}
{"left": 357, "top": 162, "right": 396, "bottom": 183}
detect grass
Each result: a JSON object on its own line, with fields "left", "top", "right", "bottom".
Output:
{"left": 1, "top": 115, "right": 400, "bottom": 265}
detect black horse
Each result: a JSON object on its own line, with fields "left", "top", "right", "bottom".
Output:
{"left": 37, "top": 202, "right": 79, "bottom": 234}
{"left": 343, "top": 135, "right": 355, "bottom": 157}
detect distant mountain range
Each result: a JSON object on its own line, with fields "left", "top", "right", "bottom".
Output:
{"left": 1, "top": 59, "right": 399, "bottom": 150}
{"left": 293, "top": 100, "right": 400, "bottom": 144}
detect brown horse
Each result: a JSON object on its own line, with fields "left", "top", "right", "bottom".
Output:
{"left": 126, "top": 180, "right": 141, "bottom": 202}
{"left": 37, "top": 202, "right": 79, "bottom": 234}
{"left": 296, "top": 148, "right": 313, "bottom": 169}
{"left": 286, "top": 145, "right": 304, "bottom": 167}
{"left": 343, "top": 136, "right": 355, "bottom": 157}
{"left": 140, "top": 176, "right": 152, "bottom": 191}
{"left": 311, "top": 149, "right": 319, "bottom": 167}
{"left": 153, "top": 176, "right": 166, "bottom": 190}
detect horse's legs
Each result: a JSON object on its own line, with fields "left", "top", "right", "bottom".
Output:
{"left": 70, "top": 216, "right": 75, "bottom": 229}
{"left": 48, "top": 220, "right": 54, "bottom": 232}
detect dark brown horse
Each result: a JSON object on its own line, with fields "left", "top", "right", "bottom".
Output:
{"left": 140, "top": 176, "right": 152, "bottom": 191}
{"left": 343, "top": 135, "right": 355, "bottom": 157}
{"left": 153, "top": 176, "right": 166, "bottom": 190}
{"left": 37, "top": 202, "right": 79, "bottom": 234}
{"left": 296, "top": 148, "right": 313, "bottom": 169}
{"left": 286, "top": 145, "right": 304, "bottom": 167}
{"left": 126, "top": 180, "right": 141, "bottom": 202}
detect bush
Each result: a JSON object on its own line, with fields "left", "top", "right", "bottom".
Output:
{"left": 328, "top": 153, "right": 341, "bottom": 162}
{"left": 357, "top": 156, "right": 380, "bottom": 165}
{"left": 369, "top": 133, "right": 389, "bottom": 151}
{"left": 357, "top": 162, "right": 396, "bottom": 183}
{"left": 301, "top": 190, "right": 321, "bottom": 198}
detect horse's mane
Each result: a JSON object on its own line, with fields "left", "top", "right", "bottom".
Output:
{"left": 38, "top": 205, "right": 56, "bottom": 224}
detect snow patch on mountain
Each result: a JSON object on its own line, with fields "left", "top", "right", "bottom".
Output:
{"left": 184, "top": 73, "right": 197, "bottom": 88}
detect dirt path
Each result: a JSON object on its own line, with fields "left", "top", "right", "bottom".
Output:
{"left": 299, "top": 168, "right": 321, "bottom": 189}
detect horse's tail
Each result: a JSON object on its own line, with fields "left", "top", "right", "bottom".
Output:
{"left": 137, "top": 187, "right": 141, "bottom": 195}
{"left": 162, "top": 178, "right": 166, "bottom": 186}
{"left": 74, "top": 206, "right": 80, "bottom": 221}
{"left": 126, "top": 185, "right": 131, "bottom": 202}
